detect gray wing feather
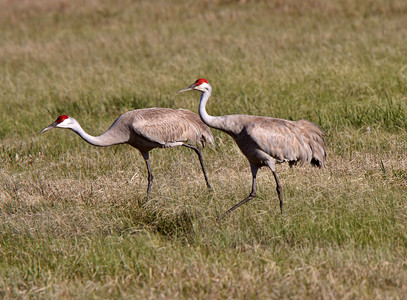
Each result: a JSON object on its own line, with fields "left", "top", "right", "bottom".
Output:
{"left": 129, "top": 108, "right": 213, "bottom": 147}
{"left": 246, "top": 117, "right": 326, "bottom": 167}
{"left": 177, "top": 109, "right": 214, "bottom": 147}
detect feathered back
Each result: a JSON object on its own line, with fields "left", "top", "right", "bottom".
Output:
{"left": 117, "top": 108, "right": 213, "bottom": 148}
{"left": 239, "top": 116, "right": 326, "bottom": 168}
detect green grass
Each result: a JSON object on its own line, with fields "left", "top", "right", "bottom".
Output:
{"left": 1, "top": 0, "right": 407, "bottom": 298}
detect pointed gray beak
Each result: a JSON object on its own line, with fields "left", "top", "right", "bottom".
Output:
{"left": 41, "top": 121, "right": 57, "bottom": 133}
{"left": 177, "top": 83, "right": 195, "bottom": 93}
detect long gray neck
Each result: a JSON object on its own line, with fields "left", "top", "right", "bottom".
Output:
{"left": 198, "top": 88, "right": 228, "bottom": 132}
{"left": 70, "top": 122, "right": 125, "bottom": 147}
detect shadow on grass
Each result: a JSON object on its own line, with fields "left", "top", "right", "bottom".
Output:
{"left": 122, "top": 200, "right": 197, "bottom": 243}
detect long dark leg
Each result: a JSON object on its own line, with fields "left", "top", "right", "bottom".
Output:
{"left": 218, "top": 164, "right": 258, "bottom": 220}
{"left": 141, "top": 152, "right": 154, "bottom": 198}
{"left": 271, "top": 170, "right": 283, "bottom": 213}
{"left": 182, "top": 144, "right": 212, "bottom": 190}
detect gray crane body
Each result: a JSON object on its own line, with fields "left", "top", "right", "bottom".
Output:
{"left": 205, "top": 114, "right": 326, "bottom": 171}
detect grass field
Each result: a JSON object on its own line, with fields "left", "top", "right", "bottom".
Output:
{"left": 1, "top": 0, "right": 407, "bottom": 298}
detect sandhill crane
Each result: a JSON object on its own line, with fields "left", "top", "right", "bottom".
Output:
{"left": 178, "top": 78, "right": 326, "bottom": 219}
{"left": 41, "top": 108, "right": 214, "bottom": 196}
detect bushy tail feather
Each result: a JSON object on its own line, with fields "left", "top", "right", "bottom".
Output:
{"left": 297, "top": 120, "right": 327, "bottom": 168}
{"left": 178, "top": 109, "right": 214, "bottom": 148}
